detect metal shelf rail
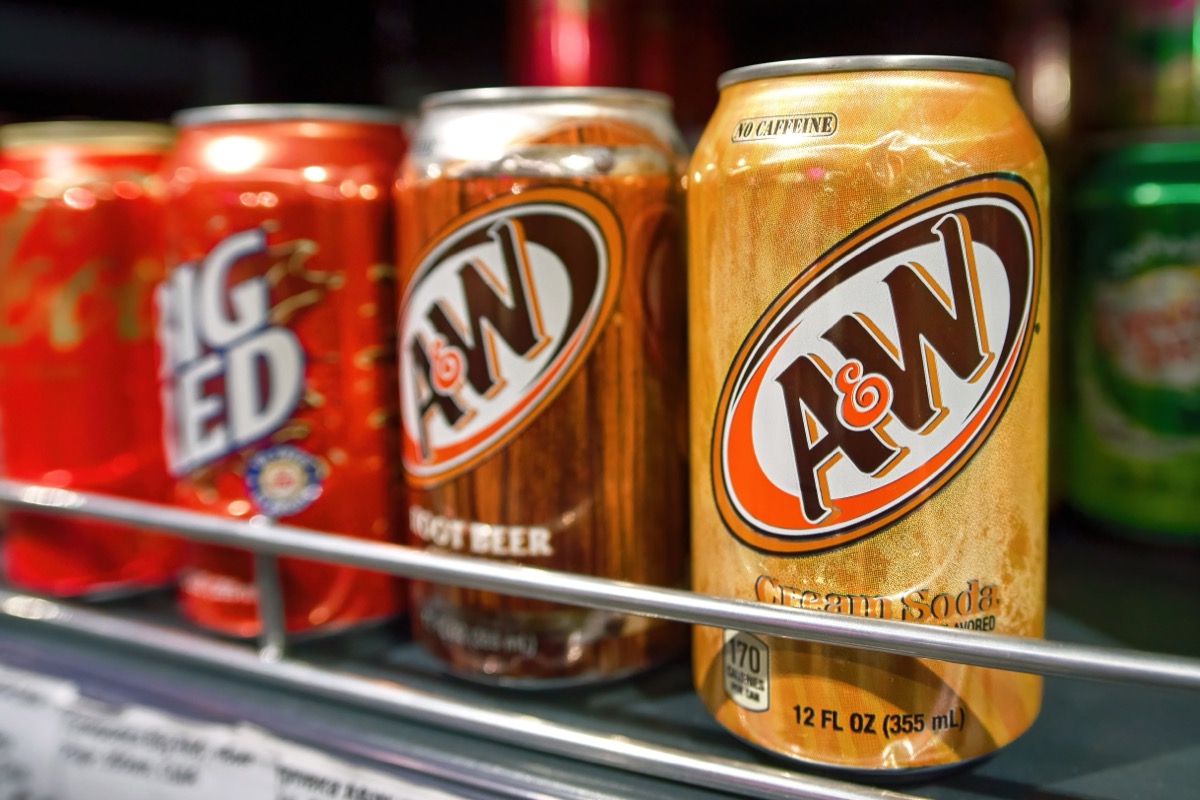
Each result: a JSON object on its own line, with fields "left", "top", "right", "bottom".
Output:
{"left": 1, "top": 477, "right": 1198, "bottom": 800}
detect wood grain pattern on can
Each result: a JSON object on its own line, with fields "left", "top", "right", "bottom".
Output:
{"left": 688, "top": 66, "right": 1049, "bottom": 770}
{"left": 397, "top": 110, "right": 688, "bottom": 684}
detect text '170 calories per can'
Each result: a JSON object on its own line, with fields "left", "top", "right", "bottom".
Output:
{"left": 688, "top": 56, "right": 1049, "bottom": 772}
{"left": 159, "top": 104, "right": 407, "bottom": 636}
{"left": 397, "top": 87, "right": 689, "bottom": 685}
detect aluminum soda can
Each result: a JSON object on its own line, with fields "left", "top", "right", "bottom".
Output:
{"left": 688, "top": 56, "right": 1050, "bottom": 771}
{"left": 159, "top": 105, "right": 407, "bottom": 636}
{"left": 0, "top": 121, "right": 182, "bottom": 598}
{"left": 396, "top": 87, "right": 689, "bottom": 685}
{"left": 1070, "top": 133, "right": 1200, "bottom": 541}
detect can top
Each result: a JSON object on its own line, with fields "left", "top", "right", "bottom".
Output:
{"left": 0, "top": 121, "right": 175, "bottom": 151}
{"left": 718, "top": 55, "right": 1014, "bottom": 90}
{"left": 172, "top": 103, "right": 406, "bottom": 128}
{"left": 420, "top": 86, "right": 671, "bottom": 112}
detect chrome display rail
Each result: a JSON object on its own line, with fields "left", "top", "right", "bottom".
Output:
{"left": 1, "top": 478, "right": 1198, "bottom": 800}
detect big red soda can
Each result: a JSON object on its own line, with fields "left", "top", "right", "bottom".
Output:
{"left": 397, "top": 87, "right": 689, "bottom": 685}
{"left": 0, "top": 121, "right": 182, "bottom": 597}
{"left": 689, "top": 57, "right": 1049, "bottom": 772}
{"left": 160, "top": 105, "right": 407, "bottom": 636}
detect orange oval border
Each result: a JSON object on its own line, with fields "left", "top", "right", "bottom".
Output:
{"left": 711, "top": 173, "right": 1043, "bottom": 554}
{"left": 399, "top": 186, "right": 625, "bottom": 487}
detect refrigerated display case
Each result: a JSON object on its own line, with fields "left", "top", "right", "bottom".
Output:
{"left": 0, "top": 2, "right": 1198, "bottom": 799}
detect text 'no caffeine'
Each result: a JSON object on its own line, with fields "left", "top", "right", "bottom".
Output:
{"left": 731, "top": 113, "right": 838, "bottom": 142}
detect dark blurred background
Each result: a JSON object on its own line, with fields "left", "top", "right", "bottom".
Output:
{"left": 0, "top": 0, "right": 1102, "bottom": 141}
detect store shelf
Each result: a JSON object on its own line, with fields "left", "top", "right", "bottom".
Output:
{"left": 0, "top": 481, "right": 1198, "bottom": 800}
{"left": 3, "top": 481, "right": 1197, "bottom": 692}
{"left": 0, "top": 614, "right": 739, "bottom": 800}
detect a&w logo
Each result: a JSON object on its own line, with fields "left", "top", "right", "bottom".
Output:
{"left": 714, "top": 175, "right": 1041, "bottom": 553}
{"left": 400, "top": 187, "right": 622, "bottom": 485}
{"left": 157, "top": 228, "right": 306, "bottom": 475}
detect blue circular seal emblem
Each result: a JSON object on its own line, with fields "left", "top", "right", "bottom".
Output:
{"left": 245, "top": 445, "right": 323, "bottom": 517}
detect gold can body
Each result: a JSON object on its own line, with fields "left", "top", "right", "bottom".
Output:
{"left": 688, "top": 60, "right": 1049, "bottom": 771}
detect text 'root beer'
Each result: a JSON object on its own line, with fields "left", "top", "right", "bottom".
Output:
{"left": 688, "top": 56, "right": 1049, "bottom": 772}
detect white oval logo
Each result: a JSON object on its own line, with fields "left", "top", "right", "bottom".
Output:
{"left": 713, "top": 175, "right": 1042, "bottom": 553}
{"left": 400, "top": 187, "right": 623, "bottom": 486}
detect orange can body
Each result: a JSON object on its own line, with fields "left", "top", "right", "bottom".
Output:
{"left": 396, "top": 88, "right": 689, "bottom": 685}
{"left": 688, "top": 57, "right": 1049, "bottom": 771}
{"left": 0, "top": 122, "right": 182, "bottom": 598}
{"left": 160, "top": 105, "right": 407, "bottom": 636}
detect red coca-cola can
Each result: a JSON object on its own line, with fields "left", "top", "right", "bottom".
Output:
{"left": 160, "top": 105, "right": 407, "bottom": 636}
{"left": 0, "top": 121, "right": 182, "bottom": 597}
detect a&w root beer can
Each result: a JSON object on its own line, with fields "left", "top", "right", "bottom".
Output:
{"left": 160, "top": 105, "right": 407, "bottom": 637}
{"left": 397, "top": 88, "right": 688, "bottom": 685}
{"left": 689, "top": 57, "right": 1049, "bottom": 771}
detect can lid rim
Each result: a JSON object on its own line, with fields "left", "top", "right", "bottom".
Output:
{"left": 0, "top": 121, "right": 175, "bottom": 150}
{"left": 172, "top": 104, "right": 406, "bottom": 128}
{"left": 419, "top": 86, "right": 672, "bottom": 111}
{"left": 717, "top": 55, "right": 1015, "bottom": 89}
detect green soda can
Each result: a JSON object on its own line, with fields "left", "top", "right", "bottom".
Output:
{"left": 1071, "top": 134, "right": 1200, "bottom": 540}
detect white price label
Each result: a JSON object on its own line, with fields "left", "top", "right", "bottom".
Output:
{"left": 52, "top": 704, "right": 275, "bottom": 800}
{"left": 0, "top": 662, "right": 470, "bottom": 800}
{"left": 0, "top": 663, "right": 77, "bottom": 800}
{"left": 270, "top": 738, "right": 471, "bottom": 800}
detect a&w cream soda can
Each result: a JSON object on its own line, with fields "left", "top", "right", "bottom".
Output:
{"left": 688, "top": 56, "right": 1049, "bottom": 772}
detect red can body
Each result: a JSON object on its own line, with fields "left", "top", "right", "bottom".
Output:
{"left": 160, "top": 106, "right": 407, "bottom": 636}
{"left": 0, "top": 121, "right": 181, "bottom": 597}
